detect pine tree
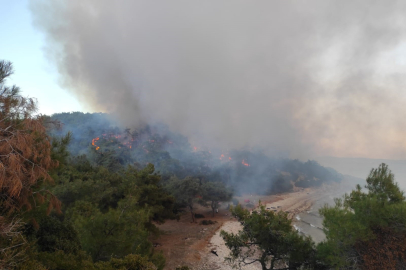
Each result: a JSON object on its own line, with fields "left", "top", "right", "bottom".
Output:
{"left": 0, "top": 60, "right": 61, "bottom": 268}
{"left": 318, "top": 163, "right": 406, "bottom": 269}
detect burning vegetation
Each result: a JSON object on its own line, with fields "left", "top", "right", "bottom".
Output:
{"left": 50, "top": 112, "right": 342, "bottom": 195}
{"left": 1, "top": 61, "right": 349, "bottom": 270}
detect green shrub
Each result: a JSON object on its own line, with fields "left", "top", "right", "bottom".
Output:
{"left": 175, "top": 266, "right": 191, "bottom": 270}
{"left": 97, "top": 254, "right": 157, "bottom": 270}
{"left": 194, "top": 213, "right": 205, "bottom": 218}
{"left": 36, "top": 216, "right": 81, "bottom": 254}
{"left": 199, "top": 220, "right": 217, "bottom": 225}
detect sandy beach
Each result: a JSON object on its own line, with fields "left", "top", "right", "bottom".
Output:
{"left": 156, "top": 181, "right": 353, "bottom": 270}
{"left": 196, "top": 184, "right": 345, "bottom": 270}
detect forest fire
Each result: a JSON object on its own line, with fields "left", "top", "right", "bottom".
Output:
{"left": 91, "top": 133, "right": 134, "bottom": 151}
{"left": 91, "top": 137, "right": 99, "bottom": 146}
{"left": 92, "top": 137, "right": 100, "bottom": 150}
{"left": 219, "top": 154, "right": 233, "bottom": 162}
{"left": 90, "top": 130, "right": 176, "bottom": 153}
{"left": 91, "top": 133, "right": 250, "bottom": 169}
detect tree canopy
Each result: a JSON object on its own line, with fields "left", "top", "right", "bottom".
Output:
{"left": 318, "top": 163, "right": 406, "bottom": 269}
{"left": 0, "top": 60, "right": 61, "bottom": 215}
{"left": 221, "top": 204, "right": 317, "bottom": 270}
{"left": 166, "top": 176, "right": 202, "bottom": 222}
{"left": 0, "top": 60, "right": 63, "bottom": 269}
{"left": 0, "top": 61, "right": 169, "bottom": 270}
{"left": 50, "top": 112, "right": 342, "bottom": 195}
{"left": 201, "top": 181, "right": 233, "bottom": 217}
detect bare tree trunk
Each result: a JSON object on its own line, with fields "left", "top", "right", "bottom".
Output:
{"left": 260, "top": 260, "right": 268, "bottom": 270}
{"left": 189, "top": 205, "right": 195, "bottom": 222}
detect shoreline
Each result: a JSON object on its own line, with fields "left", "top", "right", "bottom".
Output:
{"left": 197, "top": 186, "right": 330, "bottom": 270}
{"left": 158, "top": 181, "right": 353, "bottom": 269}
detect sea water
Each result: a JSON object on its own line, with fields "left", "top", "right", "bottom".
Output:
{"left": 293, "top": 183, "right": 353, "bottom": 243}
{"left": 294, "top": 198, "right": 330, "bottom": 243}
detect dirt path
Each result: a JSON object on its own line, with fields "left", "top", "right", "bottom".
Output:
{"left": 154, "top": 207, "right": 234, "bottom": 270}
{"left": 155, "top": 194, "right": 280, "bottom": 270}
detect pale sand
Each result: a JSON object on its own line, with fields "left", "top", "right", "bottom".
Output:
{"left": 198, "top": 221, "right": 262, "bottom": 270}
{"left": 196, "top": 185, "right": 339, "bottom": 269}
{"left": 263, "top": 187, "right": 326, "bottom": 219}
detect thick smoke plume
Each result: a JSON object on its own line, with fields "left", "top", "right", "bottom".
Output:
{"left": 30, "top": 1, "right": 406, "bottom": 159}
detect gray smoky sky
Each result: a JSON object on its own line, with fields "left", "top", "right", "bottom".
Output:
{"left": 30, "top": 0, "right": 406, "bottom": 159}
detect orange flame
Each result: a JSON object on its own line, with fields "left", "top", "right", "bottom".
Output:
{"left": 242, "top": 160, "right": 250, "bottom": 166}
{"left": 91, "top": 133, "right": 137, "bottom": 151}
{"left": 92, "top": 137, "right": 100, "bottom": 150}
{"left": 91, "top": 137, "right": 99, "bottom": 146}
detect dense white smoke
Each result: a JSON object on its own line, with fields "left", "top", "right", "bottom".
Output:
{"left": 30, "top": 0, "right": 406, "bottom": 159}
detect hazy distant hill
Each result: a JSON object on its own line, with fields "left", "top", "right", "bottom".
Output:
{"left": 316, "top": 156, "right": 406, "bottom": 189}
{"left": 50, "top": 112, "right": 343, "bottom": 195}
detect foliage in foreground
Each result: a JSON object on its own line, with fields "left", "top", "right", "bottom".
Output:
{"left": 166, "top": 176, "right": 232, "bottom": 222}
{"left": 221, "top": 204, "right": 317, "bottom": 270}
{"left": 15, "top": 163, "right": 168, "bottom": 270}
{"left": 0, "top": 60, "right": 166, "bottom": 270}
{"left": 221, "top": 163, "right": 406, "bottom": 269}
{"left": 318, "top": 163, "right": 406, "bottom": 269}
{"left": 0, "top": 60, "right": 64, "bottom": 269}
